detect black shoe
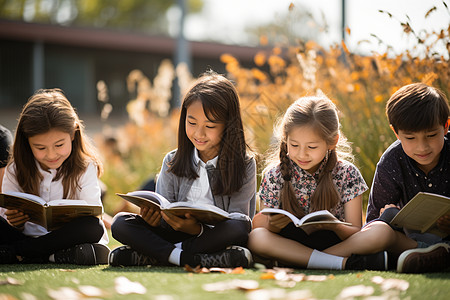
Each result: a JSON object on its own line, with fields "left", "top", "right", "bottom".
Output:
{"left": 0, "top": 245, "right": 18, "bottom": 264}
{"left": 195, "top": 246, "right": 253, "bottom": 268}
{"left": 397, "top": 243, "right": 450, "bottom": 273}
{"left": 93, "top": 243, "right": 111, "bottom": 265}
{"left": 54, "top": 243, "right": 96, "bottom": 265}
{"left": 345, "top": 251, "right": 388, "bottom": 271}
{"left": 108, "top": 245, "right": 158, "bottom": 267}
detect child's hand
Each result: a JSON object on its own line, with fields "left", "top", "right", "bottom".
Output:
{"left": 162, "top": 212, "right": 202, "bottom": 235}
{"left": 5, "top": 209, "right": 29, "bottom": 228}
{"left": 140, "top": 206, "right": 161, "bottom": 227}
{"left": 268, "top": 214, "right": 291, "bottom": 232}
{"left": 379, "top": 204, "right": 399, "bottom": 216}
{"left": 437, "top": 214, "right": 450, "bottom": 235}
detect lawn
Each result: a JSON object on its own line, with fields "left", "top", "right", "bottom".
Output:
{"left": 1, "top": 233, "right": 449, "bottom": 299}
{"left": 0, "top": 264, "right": 449, "bottom": 300}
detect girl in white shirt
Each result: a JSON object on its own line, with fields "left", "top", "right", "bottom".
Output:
{"left": 0, "top": 88, "right": 109, "bottom": 265}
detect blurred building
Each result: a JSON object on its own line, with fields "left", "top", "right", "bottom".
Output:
{"left": 0, "top": 19, "right": 261, "bottom": 115}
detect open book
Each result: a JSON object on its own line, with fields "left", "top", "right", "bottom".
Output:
{"left": 116, "top": 190, "right": 231, "bottom": 225}
{"left": 0, "top": 192, "right": 102, "bottom": 231}
{"left": 390, "top": 192, "right": 450, "bottom": 237}
{"left": 260, "top": 208, "right": 351, "bottom": 228}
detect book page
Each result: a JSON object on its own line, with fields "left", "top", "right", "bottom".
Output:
{"left": 260, "top": 208, "right": 301, "bottom": 225}
{"left": 116, "top": 191, "right": 169, "bottom": 210}
{"left": 0, "top": 193, "right": 47, "bottom": 227}
{"left": 299, "top": 210, "right": 339, "bottom": 224}
{"left": 164, "top": 202, "right": 230, "bottom": 225}
{"left": 390, "top": 192, "right": 450, "bottom": 233}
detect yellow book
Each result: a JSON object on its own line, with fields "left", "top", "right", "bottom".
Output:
{"left": 390, "top": 192, "right": 450, "bottom": 237}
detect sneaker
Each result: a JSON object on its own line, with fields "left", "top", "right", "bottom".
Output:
{"left": 195, "top": 246, "right": 253, "bottom": 268}
{"left": 397, "top": 243, "right": 450, "bottom": 273}
{"left": 93, "top": 243, "right": 111, "bottom": 265}
{"left": 0, "top": 245, "right": 18, "bottom": 264}
{"left": 345, "top": 251, "right": 388, "bottom": 271}
{"left": 108, "top": 245, "right": 158, "bottom": 267}
{"left": 54, "top": 243, "right": 96, "bottom": 265}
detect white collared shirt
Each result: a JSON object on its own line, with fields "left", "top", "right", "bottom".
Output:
{"left": 1, "top": 161, "right": 108, "bottom": 243}
{"left": 186, "top": 149, "right": 217, "bottom": 205}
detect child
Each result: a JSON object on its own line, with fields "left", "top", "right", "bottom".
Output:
{"left": 0, "top": 124, "right": 13, "bottom": 193}
{"left": 110, "top": 71, "right": 256, "bottom": 268}
{"left": 321, "top": 83, "right": 450, "bottom": 273}
{"left": 248, "top": 96, "right": 387, "bottom": 270}
{"left": 0, "top": 89, "right": 110, "bottom": 265}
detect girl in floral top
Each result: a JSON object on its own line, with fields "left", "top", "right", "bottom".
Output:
{"left": 248, "top": 96, "right": 382, "bottom": 270}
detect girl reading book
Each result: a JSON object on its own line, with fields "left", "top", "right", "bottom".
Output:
{"left": 0, "top": 89, "right": 109, "bottom": 265}
{"left": 110, "top": 71, "right": 256, "bottom": 268}
{"left": 248, "top": 96, "right": 387, "bottom": 270}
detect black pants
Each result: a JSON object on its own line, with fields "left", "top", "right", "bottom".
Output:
{"left": 111, "top": 212, "right": 251, "bottom": 263}
{"left": 279, "top": 222, "right": 342, "bottom": 251}
{"left": 0, "top": 216, "right": 104, "bottom": 259}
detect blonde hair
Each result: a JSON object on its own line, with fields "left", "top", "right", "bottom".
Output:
{"left": 12, "top": 88, "right": 103, "bottom": 199}
{"left": 265, "top": 96, "right": 353, "bottom": 218}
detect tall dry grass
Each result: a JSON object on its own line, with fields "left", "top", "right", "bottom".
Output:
{"left": 97, "top": 4, "right": 450, "bottom": 214}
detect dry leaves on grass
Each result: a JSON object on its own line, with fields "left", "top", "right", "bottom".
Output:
{"left": 202, "top": 279, "right": 259, "bottom": 292}
{"left": 114, "top": 276, "right": 147, "bottom": 295}
{"left": 0, "top": 278, "right": 23, "bottom": 286}
{"left": 184, "top": 265, "right": 246, "bottom": 274}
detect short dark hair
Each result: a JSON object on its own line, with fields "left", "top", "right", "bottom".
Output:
{"left": 386, "top": 83, "right": 450, "bottom": 133}
{"left": 0, "top": 124, "right": 13, "bottom": 168}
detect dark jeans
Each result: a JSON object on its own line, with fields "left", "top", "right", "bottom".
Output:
{"left": 279, "top": 222, "right": 342, "bottom": 251}
{"left": 111, "top": 212, "right": 252, "bottom": 263}
{"left": 0, "top": 216, "right": 104, "bottom": 259}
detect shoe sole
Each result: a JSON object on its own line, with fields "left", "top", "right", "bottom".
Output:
{"left": 397, "top": 243, "right": 450, "bottom": 273}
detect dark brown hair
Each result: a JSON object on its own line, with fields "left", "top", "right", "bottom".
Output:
{"left": 387, "top": 83, "right": 450, "bottom": 133}
{"left": 168, "top": 71, "right": 250, "bottom": 195}
{"left": 11, "top": 88, "right": 103, "bottom": 198}
{"left": 266, "top": 96, "right": 353, "bottom": 218}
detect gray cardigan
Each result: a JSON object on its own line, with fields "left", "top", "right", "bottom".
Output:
{"left": 155, "top": 149, "right": 256, "bottom": 220}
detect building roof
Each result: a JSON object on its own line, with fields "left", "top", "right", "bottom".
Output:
{"left": 0, "top": 19, "right": 261, "bottom": 60}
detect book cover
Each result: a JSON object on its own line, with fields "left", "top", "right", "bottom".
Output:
{"left": 0, "top": 192, "right": 102, "bottom": 231}
{"left": 260, "top": 208, "right": 351, "bottom": 228}
{"left": 116, "top": 190, "right": 231, "bottom": 225}
{"left": 390, "top": 192, "right": 450, "bottom": 237}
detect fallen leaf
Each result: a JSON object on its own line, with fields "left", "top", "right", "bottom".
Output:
{"left": 0, "top": 278, "right": 22, "bottom": 286}
{"left": 246, "top": 288, "right": 286, "bottom": 300}
{"left": 304, "top": 275, "right": 327, "bottom": 282}
{"left": 371, "top": 276, "right": 410, "bottom": 292}
{"left": 20, "top": 293, "right": 37, "bottom": 300}
{"left": 260, "top": 272, "right": 276, "bottom": 280}
{"left": 337, "top": 285, "right": 374, "bottom": 299}
{"left": 231, "top": 267, "right": 246, "bottom": 274}
{"left": 0, "top": 294, "right": 19, "bottom": 300}
{"left": 203, "top": 279, "right": 259, "bottom": 292}
{"left": 78, "top": 285, "right": 108, "bottom": 297}
{"left": 114, "top": 276, "right": 147, "bottom": 295}
{"left": 47, "top": 287, "right": 83, "bottom": 300}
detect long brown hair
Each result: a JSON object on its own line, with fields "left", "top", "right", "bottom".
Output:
{"left": 266, "top": 96, "right": 353, "bottom": 218}
{"left": 11, "top": 88, "right": 103, "bottom": 199}
{"left": 168, "top": 71, "right": 251, "bottom": 195}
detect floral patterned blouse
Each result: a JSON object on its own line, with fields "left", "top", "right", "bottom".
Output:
{"left": 259, "top": 158, "right": 368, "bottom": 221}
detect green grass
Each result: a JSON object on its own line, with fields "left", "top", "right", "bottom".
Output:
{"left": 0, "top": 265, "right": 449, "bottom": 299}
{"left": 1, "top": 232, "right": 449, "bottom": 299}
